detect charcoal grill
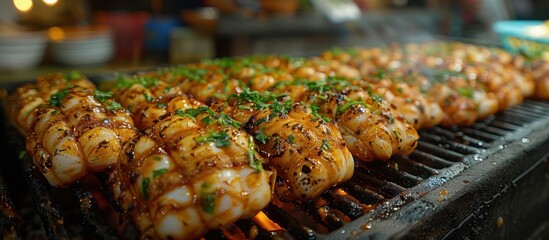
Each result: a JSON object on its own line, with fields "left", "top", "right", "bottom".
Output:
{"left": 0, "top": 77, "right": 548, "bottom": 239}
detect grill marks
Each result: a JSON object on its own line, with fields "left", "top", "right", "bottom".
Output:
{"left": 19, "top": 76, "right": 137, "bottom": 187}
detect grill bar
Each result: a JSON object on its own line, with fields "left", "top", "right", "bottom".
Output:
{"left": 0, "top": 173, "right": 21, "bottom": 239}
{"left": 1, "top": 87, "right": 547, "bottom": 240}
{"left": 24, "top": 165, "right": 70, "bottom": 240}
{"left": 71, "top": 182, "right": 118, "bottom": 240}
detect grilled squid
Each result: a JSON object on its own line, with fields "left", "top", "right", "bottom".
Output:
{"left": 23, "top": 83, "right": 136, "bottom": 187}
{"left": 6, "top": 72, "right": 94, "bottom": 135}
{"left": 270, "top": 79, "right": 419, "bottom": 162}
{"left": 211, "top": 90, "right": 355, "bottom": 201}
{"left": 109, "top": 106, "right": 273, "bottom": 240}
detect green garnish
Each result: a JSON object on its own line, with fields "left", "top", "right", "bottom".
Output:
{"left": 456, "top": 87, "right": 474, "bottom": 99}
{"left": 49, "top": 89, "right": 69, "bottom": 107}
{"left": 115, "top": 75, "right": 159, "bottom": 89}
{"left": 388, "top": 117, "right": 395, "bottom": 124}
{"left": 171, "top": 67, "right": 208, "bottom": 82}
{"left": 372, "top": 94, "right": 383, "bottom": 103}
{"left": 195, "top": 131, "right": 231, "bottom": 147}
{"left": 309, "top": 104, "right": 330, "bottom": 122}
{"left": 152, "top": 168, "right": 168, "bottom": 178}
{"left": 254, "top": 127, "right": 269, "bottom": 144}
{"left": 202, "top": 116, "right": 213, "bottom": 125}
{"left": 51, "top": 109, "right": 59, "bottom": 115}
{"left": 66, "top": 71, "right": 82, "bottom": 81}
{"left": 156, "top": 103, "right": 166, "bottom": 109}
{"left": 144, "top": 93, "right": 153, "bottom": 102}
{"left": 142, "top": 177, "right": 150, "bottom": 200}
{"left": 321, "top": 139, "right": 330, "bottom": 151}
{"left": 18, "top": 150, "right": 27, "bottom": 160}
{"left": 107, "top": 101, "right": 123, "bottom": 110}
{"left": 200, "top": 182, "right": 216, "bottom": 214}
{"left": 393, "top": 130, "right": 400, "bottom": 139}
{"left": 374, "top": 69, "right": 386, "bottom": 79}
{"left": 218, "top": 113, "right": 242, "bottom": 128}
{"left": 246, "top": 136, "right": 263, "bottom": 171}
{"left": 287, "top": 134, "right": 295, "bottom": 144}
{"left": 93, "top": 89, "right": 113, "bottom": 102}
{"left": 336, "top": 100, "right": 369, "bottom": 115}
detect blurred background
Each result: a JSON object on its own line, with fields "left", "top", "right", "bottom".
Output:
{"left": 0, "top": 0, "right": 547, "bottom": 81}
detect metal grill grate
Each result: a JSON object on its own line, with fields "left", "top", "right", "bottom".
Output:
{"left": 0, "top": 100, "right": 548, "bottom": 239}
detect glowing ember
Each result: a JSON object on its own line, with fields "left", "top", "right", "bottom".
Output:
{"left": 336, "top": 188, "right": 349, "bottom": 196}
{"left": 252, "top": 211, "right": 283, "bottom": 232}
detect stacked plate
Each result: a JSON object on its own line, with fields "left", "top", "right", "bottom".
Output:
{"left": 49, "top": 25, "right": 114, "bottom": 66}
{"left": 0, "top": 27, "right": 47, "bottom": 70}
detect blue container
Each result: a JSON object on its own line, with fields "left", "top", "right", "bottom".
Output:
{"left": 144, "top": 16, "right": 179, "bottom": 52}
{"left": 493, "top": 20, "right": 549, "bottom": 59}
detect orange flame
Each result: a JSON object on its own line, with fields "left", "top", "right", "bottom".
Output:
{"left": 252, "top": 211, "right": 283, "bottom": 232}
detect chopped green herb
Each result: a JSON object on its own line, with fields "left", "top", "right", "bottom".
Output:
{"left": 18, "top": 150, "right": 27, "bottom": 160}
{"left": 218, "top": 113, "right": 242, "bottom": 128}
{"left": 287, "top": 134, "right": 295, "bottom": 144}
{"left": 153, "top": 156, "right": 162, "bottom": 161}
{"left": 115, "top": 75, "right": 159, "bottom": 89}
{"left": 254, "top": 127, "right": 269, "bottom": 144}
{"left": 106, "top": 101, "right": 123, "bottom": 110}
{"left": 247, "top": 136, "right": 263, "bottom": 171}
{"left": 200, "top": 184, "right": 216, "bottom": 214}
{"left": 337, "top": 100, "right": 369, "bottom": 115}
{"left": 195, "top": 131, "right": 231, "bottom": 147}
{"left": 309, "top": 104, "right": 330, "bottom": 122}
{"left": 51, "top": 109, "right": 59, "bottom": 115}
{"left": 374, "top": 69, "right": 386, "bottom": 79}
{"left": 393, "top": 130, "right": 400, "bottom": 139}
{"left": 142, "top": 178, "right": 150, "bottom": 200}
{"left": 163, "top": 86, "right": 173, "bottom": 94}
{"left": 152, "top": 168, "right": 168, "bottom": 178}
{"left": 456, "top": 87, "right": 474, "bottom": 99}
{"left": 394, "top": 163, "right": 399, "bottom": 170}
{"left": 144, "top": 93, "right": 153, "bottom": 102}
{"left": 175, "top": 109, "right": 184, "bottom": 116}
{"left": 388, "top": 117, "right": 395, "bottom": 124}
{"left": 49, "top": 89, "right": 69, "bottom": 107}
{"left": 321, "top": 139, "right": 330, "bottom": 151}
{"left": 93, "top": 89, "right": 113, "bottom": 102}
{"left": 202, "top": 116, "right": 213, "bottom": 125}
{"left": 372, "top": 94, "right": 383, "bottom": 103}
{"left": 156, "top": 103, "right": 166, "bottom": 109}
{"left": 66, "top": 71, "right": 82, "bottom": 81}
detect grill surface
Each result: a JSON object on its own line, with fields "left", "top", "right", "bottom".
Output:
{"left": 1, "top": 87, "right": 548, "bottom": 239}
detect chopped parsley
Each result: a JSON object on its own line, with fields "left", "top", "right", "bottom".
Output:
{"left": 49, "top": 89, "right": 69, "bottom": 107}
{"left": 393, "top": 130, "right": 400, "bottom": 139}
{"left": 106, "top": 101, "right": 123, "bottom": 110}
{"left": 51, "top": 109, "right": 60, "bottom": 115}
{"left": 456, "top": 87, "right": 474, "bottom": 99}
{"left": 142, "top": 177, "right": 150, "bottom": 200}
{"left": 336, "top": 100, "right": 369, "bottom": 115}
{"left": 152, "top": 168, "right": 168, "bottom": 178}
{"left": 309, "top": 104, "right": 330, "bottom": 122}
{"left": 287, "top": 134, "right": 295, "bottom": 144}
{"left": 66, "top": 71, "right": 82, "bottom": 81}
{"left": 254, "top": 127, "right": 269, "bottom": 144}
{"left": 202, "top": 116, "right": 213, "bottom": 125}
{"left": 247, "top": 136, "right": 263, "bottom": 171}
{"left": 321, "top": 139, "right": 330, "bottom": 151}
{"left": 18, "top": 150, "right": 27, "bottom": 160}
{"left": 200, "top": 182, "right": 215, "bottom": 214}
{"left": 144, "top": 93, "right": 153, "bottom": 102}
{"left": 93, "top": 89, "right": 113, "bottom": 102}
{"left": 115, "top": 75, "right": 159, "bottom": 89}
{"left": 156, "top": 103, "right": 166, "bottom": 109}
{"left": 372, "top": 94, "right": 383, "bottom": 103}
{"left": 195, "top": 131, "right": 231, "bottom": 147}
{"left": 218, "top": 113, "right": 242, "bottom": 128}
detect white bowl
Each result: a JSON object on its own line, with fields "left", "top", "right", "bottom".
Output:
{"left": 48, "top": 25, "right": 114, "bottom": 66}
{"left": 0, "top": 30, "right": 47, "bottom": 70}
